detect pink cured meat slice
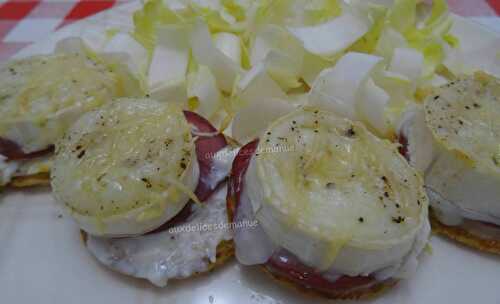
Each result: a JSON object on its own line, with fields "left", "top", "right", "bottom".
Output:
{"left": 183, "top": 111, "right": 228, "bottom": 202}
{"left": 146, "top": 111, "right": 228, "bottom": 235}
{"left": 0, "top": 137, "right": 53, "bottom": 161}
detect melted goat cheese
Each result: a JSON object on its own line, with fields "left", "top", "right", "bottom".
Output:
{"left": 86, "top": 185, "right": 232, "bottom": 287}
{"left": 402, "top": 73, "right": 500, "bottom": 226}
{"left": 235, "top": 182, "right": 430, "bottom": 280}
{"left": 203, "top": 146, "right": 240, "bottom": 192}
{"left": 241, "top": 107, "right": 429, "bottom": 273}
{"left": 425, "top": 72, "right": 500, "bottom": 176}
{"left": 234, "top": 186, "right": 278, "bottom": 266}
{"left": 0, "top": 53, "right": 140, "bottom": 153}
{"left": 52, "top": 99, "right": 198, "bottom": 237}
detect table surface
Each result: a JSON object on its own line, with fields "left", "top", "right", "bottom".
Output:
{"left": 0, "top": 0, "right": 499, "bottom": 62}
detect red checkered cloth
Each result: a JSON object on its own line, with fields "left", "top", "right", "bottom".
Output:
{"left": 0, "top": 0, "right": 499, "bottom": 62}
{"left": 0, "top": 0, "right": 133, "bottom": 61}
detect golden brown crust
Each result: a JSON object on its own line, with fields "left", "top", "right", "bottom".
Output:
{"left": 8, "top": 172, "right": 50, "bottom": 188}
{"left": 430, "top": 210, "right": 500, "bottom": 255}
{"left": 201, "top": 239, "right": 234, "bottom": 274}
{"left": 260, "top": 265, "right": 397, "bottom": 300}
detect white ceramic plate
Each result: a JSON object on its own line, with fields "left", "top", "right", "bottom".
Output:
{"left": 2, "top": 2, "right": 500, "bottom": 303}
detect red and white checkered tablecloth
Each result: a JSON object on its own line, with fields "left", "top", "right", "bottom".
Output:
{"left": 0, "top": 0, "right": 499, "bottom": 62}
{"left": 0, "top": 0, "right": 133, "bottom": 61}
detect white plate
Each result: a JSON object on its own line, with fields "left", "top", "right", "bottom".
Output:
{"left": 2, "top": 2, "right": 500, "bottom": 303}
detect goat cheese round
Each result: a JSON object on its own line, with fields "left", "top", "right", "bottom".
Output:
{"left": 51, "top": 99, "right": 198, "bottom": 237}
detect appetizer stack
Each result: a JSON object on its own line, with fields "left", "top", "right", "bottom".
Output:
{"left": 400, "top": 72, "right": 500, "bottom": 254}
{"left": 52, "top": 99, "right": 234, "bottom": 286}
{"left": 0, "top": 40, "right": 139, "bottom": 187}
{"left": 0, "top": 0, "right": 498, "bottom": 300}
{"left": 228, "top": 108, "right": 430, "bottom": 298}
